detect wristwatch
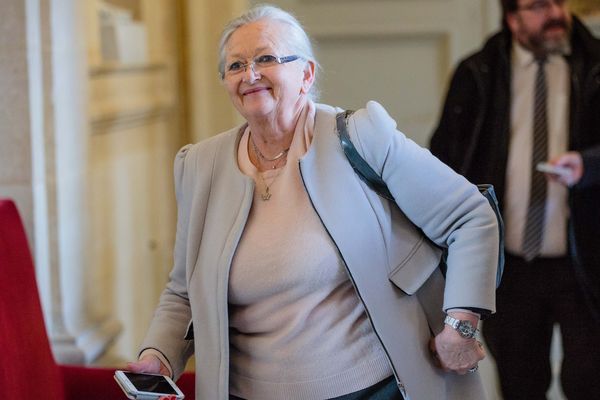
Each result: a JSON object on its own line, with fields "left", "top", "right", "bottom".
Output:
{"left": 444, "top": 315, "right": 478, "bottom": 339}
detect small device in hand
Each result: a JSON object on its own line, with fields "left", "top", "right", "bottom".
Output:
{"left": 536, "top": 162, "right": 571, "bottom": 177}
{"left": 114, "top": 370, "right": 185, "bottom": 399}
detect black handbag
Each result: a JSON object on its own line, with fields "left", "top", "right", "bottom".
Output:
{"left": 336, "top": 110, "right": 504, "bottom": 288}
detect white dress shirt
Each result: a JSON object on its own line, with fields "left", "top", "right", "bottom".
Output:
{"left": 503, "top": 41, "right": 570, "bottom": 257}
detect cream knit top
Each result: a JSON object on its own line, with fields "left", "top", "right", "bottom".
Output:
{"left": 229, "top": 102, "right": 393, "bottom": 399}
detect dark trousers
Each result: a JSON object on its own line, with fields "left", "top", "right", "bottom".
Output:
{"left": 330, "top": 375, "right": 402, "bottom": 400}
{"left": 483, "top": 253, "right": 600, "bottom": 399}
{"left": 230, "top": 375, "right": 402, "bottom": 400}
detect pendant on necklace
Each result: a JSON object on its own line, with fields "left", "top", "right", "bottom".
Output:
{"left": 261, "top": 186, "right": 272, "bottom": 201}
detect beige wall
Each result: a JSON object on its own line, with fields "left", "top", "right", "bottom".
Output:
{"left": 0, "top": 0, "right": 33, "bottom": 239}
{"left": 185, "top": 0, "right": 247, "bottom": 142}
{"left": 250, "top": 0, "right": 501, "bottom": 147}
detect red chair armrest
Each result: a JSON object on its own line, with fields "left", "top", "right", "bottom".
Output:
{"left": 174, "top": 372, "right": 195, "bottom": 398}
{"left": 61, "top": 365, "right": 124, "bottom": 400}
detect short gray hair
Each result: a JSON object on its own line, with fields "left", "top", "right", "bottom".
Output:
{"left": 218, "top": 4, "right": 320, "bottom": 100}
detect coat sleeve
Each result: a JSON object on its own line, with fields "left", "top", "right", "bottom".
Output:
{"left": 578, "top": 145, "right": 600, "bottom": 188}
{"left": 349, "top": 101, "right": 498, "bottom": 312}
{"left": 140, "top": 144, "right": 195, "bottom": 379}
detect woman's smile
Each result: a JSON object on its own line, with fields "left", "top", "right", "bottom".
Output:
{"left": 242, "top": 86, "right": 270, "bottom": 96}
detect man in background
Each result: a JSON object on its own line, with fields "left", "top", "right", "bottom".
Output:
{"left": 429, "top": 0, "right": 600, "bottom": 398}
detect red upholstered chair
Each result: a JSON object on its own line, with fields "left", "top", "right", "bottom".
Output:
{"left": 0, "top": 199, "right": 195, "bottom": 399}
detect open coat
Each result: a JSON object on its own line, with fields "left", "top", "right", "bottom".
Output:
{"left": 142, "top": 101, "right": 499, "bottom": 399}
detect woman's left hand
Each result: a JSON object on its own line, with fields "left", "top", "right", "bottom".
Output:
{"left": 429, "top": 315, "right": 485, "bottom": 375}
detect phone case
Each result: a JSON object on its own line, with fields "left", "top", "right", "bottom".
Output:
{"left": 114, "top": 371, "right": 185, "bottom": 400}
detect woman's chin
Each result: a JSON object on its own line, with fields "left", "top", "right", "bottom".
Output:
{"left": 240, "top": 101, "right": 275, "bottom": 120}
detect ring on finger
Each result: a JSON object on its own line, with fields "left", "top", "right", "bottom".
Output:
{"left": 468, "top": 365, "right": 479, "bottom": 373}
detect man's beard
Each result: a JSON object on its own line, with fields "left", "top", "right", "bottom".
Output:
{"left": 529, "top": 18, "right": 572, "bottom": 56}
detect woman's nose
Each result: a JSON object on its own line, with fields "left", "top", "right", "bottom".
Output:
{"left": 242, "top": 62, "right": 261, "bottom": 83}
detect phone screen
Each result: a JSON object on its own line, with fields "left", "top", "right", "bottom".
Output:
{"left": 124, "top": 372, "right": 178, "bottom": 394}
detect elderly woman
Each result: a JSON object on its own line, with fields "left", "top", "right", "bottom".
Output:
{"left": 128, "top": 4, "right": 498, "bottom": 400}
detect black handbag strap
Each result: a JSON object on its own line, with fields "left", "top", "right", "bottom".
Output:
{"left": 336, "top": 110, "right": 504, "bottom": 288}
{"left": 336, "top": 111, "right": 395, "bottom": 202}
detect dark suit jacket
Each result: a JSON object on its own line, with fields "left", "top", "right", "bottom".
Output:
{"left": 429, "top": 17, "right": 600, "bottom": 321}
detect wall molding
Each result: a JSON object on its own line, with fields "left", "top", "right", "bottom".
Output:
{"left": 90, "top": 106, "right": 172, "bottom": 134}
{"left": 89, "top": 62, "right": 167, "bottom": 77}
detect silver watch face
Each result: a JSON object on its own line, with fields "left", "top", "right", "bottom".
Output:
{"left": 457, "top": 320, "right": 476, "bottom": 338}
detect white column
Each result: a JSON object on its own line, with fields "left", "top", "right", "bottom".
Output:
{"left": 50, "top": 0, "right": 121, "bottom": 364}
{"left": 25, "top": 0, "right": 85, "bottom": 364}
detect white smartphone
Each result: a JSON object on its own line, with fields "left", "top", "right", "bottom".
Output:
{"left": 536, "top": 162, "right": 571, "bottom": 177}
{"left": 114, "top": 370, "right": 185, "bottom": 399}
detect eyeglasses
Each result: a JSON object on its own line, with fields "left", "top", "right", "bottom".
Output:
{"left": 222, "top": 54, "right": 301, "bottom": 79}
{"left": 518, "top": 0, "right": 567, "bottom": 14}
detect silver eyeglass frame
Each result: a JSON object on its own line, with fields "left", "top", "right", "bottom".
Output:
{"left": 221, "top": 54, "right": 301, "bottom": 79}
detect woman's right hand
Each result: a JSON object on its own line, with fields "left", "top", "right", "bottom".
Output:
{"left": 127, "top": 354, "right": 170, "bottom": 376}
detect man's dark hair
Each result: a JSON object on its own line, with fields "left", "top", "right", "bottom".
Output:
{"left": 500, "top": 0, "right": 518, "bottom": 31}
{"left": 500, "top": 0, "right": 518, "bottom": 16}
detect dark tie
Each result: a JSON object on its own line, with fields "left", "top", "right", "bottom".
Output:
{"left": 523, "top": 58, "right": 548, "bottom": 262}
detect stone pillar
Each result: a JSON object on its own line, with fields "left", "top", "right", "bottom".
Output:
{"left": 0, "top": 0, "right": 120, "bottom": 365}
{"left": 1, "top": 1, "right": 34, "bottom": 233}
{"left": 50, "top": 0, "right": 121, "bottom": 363}
{"left": 0, "top": 0, "right": 85, "bottom": 364}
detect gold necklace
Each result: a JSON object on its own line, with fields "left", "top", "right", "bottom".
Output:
{"left": 257, "top": 153, "right": 287, "bottom": 200}
{"left": 250, "top": 136, "right": 289, "bottom": 201}
{"left": 258, "top": 171, "right": 276, "bottom": 201}
{"left": 250, "top": 133, "right": 290, "bottom": 162}
{"left": 249, "top": 132, "right": 289, "bottom": 201}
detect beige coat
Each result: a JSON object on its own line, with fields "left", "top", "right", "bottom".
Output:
{"left": 141, "top": 101, "right": 499, "bottom": 399}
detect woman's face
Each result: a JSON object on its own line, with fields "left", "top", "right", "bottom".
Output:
{"left": 222, "top": 20, "right": 314, "bottom": 123}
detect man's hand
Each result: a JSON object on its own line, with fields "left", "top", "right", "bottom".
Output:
{"left": 547, "top": 151, "right": 584, "bottom": 187}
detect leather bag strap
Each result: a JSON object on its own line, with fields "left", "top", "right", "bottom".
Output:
{"left": 336, "top": 110, "right": 505, "bottom": 288}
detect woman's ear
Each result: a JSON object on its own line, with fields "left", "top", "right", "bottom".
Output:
{"left": 300, "top": 60, "right": 316, "bottom": 94}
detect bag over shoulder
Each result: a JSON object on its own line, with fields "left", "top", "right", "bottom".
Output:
{"left": 336, "top": 110, "right": 505, "bottom": 289}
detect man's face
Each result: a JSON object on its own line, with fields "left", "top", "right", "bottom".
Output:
{"left": 506, "top": 0, "right": 572, "bottom": 56}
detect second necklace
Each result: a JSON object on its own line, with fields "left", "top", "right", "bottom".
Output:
{"left": 250, "top": 133, "right": 290, "bottom": 163}
{"left": 250, "top": 133, "right": 289, "bottom": 201}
